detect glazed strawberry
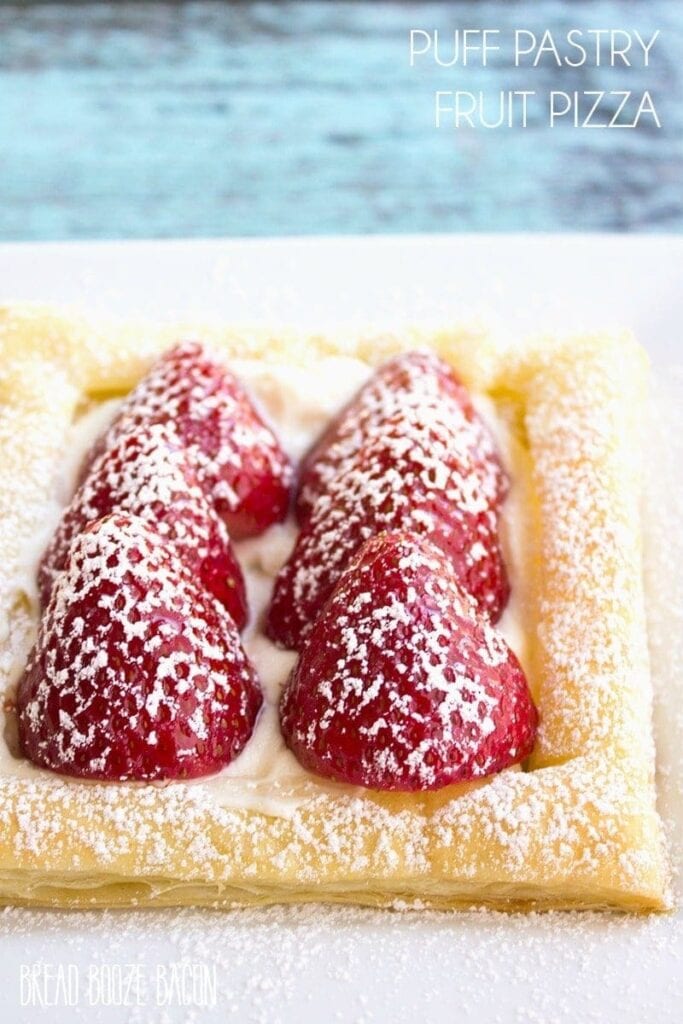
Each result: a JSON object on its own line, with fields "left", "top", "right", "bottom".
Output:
{"left": 81, "top": 342, "right": 292, "bottom": 538}
{"left": 268, "top": 353, "right": 509, "bottom": 648}
{"left": 280, "top": 532, "right": 537, "bottom": 791}
{"left": 296, "top": 351, "right": 507, "bottom": 520}
{"left": 39, "top": 423, "right": 248, "bottom": 629}
{"left": 18, "top": 514, "right": 262, "bottom": 782}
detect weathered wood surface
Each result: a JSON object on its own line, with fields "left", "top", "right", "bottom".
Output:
{"left": 1, "top": 1, "right": 681, "bottom": 239}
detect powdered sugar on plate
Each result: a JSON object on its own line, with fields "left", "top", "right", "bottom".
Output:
{"left": 1, "top": 368, "right": 680, "bottom": 1024}
{"left": 0, "top": 344, "right": 680, "bottom": 1023}
{"left": 644, "top": 370, "right": 683, "bottom": 892}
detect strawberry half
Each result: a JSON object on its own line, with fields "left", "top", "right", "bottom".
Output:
{"left": 268, "top": 352, "right": 509, "bottom": 649}
{"left": 81, "top": 342, "right": 293, "bottom": 539}
{"left": 39, "top": 423, "right": 248, "bottom": 630}
{"left": 18, "top": 514, "right": 262, "bottom": 782}
{"left": 297, "top": 351, "right": 507, "bottom": 521}
{"left": 280, "top": 532, "right": 537, "bottom": 791}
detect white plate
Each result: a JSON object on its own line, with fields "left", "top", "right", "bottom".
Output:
{"left": 0, "top": 235, "right": 681, "bottom": 1024}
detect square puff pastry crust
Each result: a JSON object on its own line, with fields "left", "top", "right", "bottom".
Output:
{"left": 0, "top": 305, "right": 670, "bottom": 912}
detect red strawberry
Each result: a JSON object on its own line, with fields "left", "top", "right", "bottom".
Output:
{"left": 297, "top": 351, "right": 507, "bottom": 520}
{"left": 280, "top": 532, "right": 537, "bottom": 791}
{"left": 18, "top": 514, "right": 262, "bottom": 782}
{"left": 268, "top": 352, "right": 509, "bottom": 649}
{"left": 81, "top": 342, "right": 292, "bottom": 539}
{"left": 39, "top": 423, "right": 248, "bottom": 629}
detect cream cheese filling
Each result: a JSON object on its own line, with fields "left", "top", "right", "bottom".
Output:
{"left": 0, "top": 356, "right": 532, "bottom": 816}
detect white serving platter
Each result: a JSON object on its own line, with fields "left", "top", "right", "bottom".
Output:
{"left": 0, "top": 234, "right": 681, "bottom": 1024}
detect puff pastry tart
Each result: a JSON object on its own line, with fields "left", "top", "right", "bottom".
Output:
{"left": 0, "top": 306, "right": 670, "bottom": 911}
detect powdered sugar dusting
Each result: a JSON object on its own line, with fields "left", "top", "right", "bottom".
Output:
{"left": 39, "top": 420, "right": 248, "bottom": 623}
{"left": 1, "top": 901, "right": 680, "bottom": 1023}
{"left": 268, "top": 351, "right": 510, "bottom": 648}
{"left": 516, "top": 337, "right": 653, "bottom": 769}
{"left": 281, "top": 532, "right": 537, "bottom": 790}
{"left": 17, "top": 514, "right": 261, "bottom": 781}
{"left": 89, "top": 341, "right": 293, "bottom": 538}
{"left": 0, "top": 323, "right": 669, "bottom": 917}
{"left": 0, "top": 370, "right": 671, "bottom": 1023}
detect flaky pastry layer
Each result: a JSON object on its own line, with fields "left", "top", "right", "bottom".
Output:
{"left": 0, "top": 306, "right": 670, "bottom": 911}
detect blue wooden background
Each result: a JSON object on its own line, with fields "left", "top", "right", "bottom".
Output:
{"left": 1, "top": 1, "right": 682, "bottom": 240}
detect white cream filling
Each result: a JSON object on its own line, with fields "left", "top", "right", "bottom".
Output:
{"left": 0, "top": 356, "right": 531, "bottom": 816}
